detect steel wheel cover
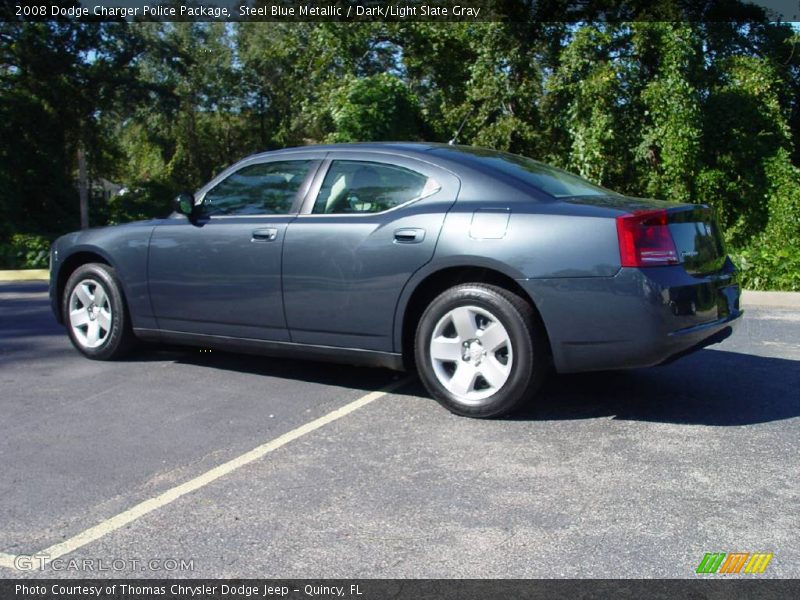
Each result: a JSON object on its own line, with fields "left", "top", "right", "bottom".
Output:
{"left": 429, "top": 304, "right": 513, "bottom": 403}
{"left": 68, "top": 278, "right": 112, "bottom": 349}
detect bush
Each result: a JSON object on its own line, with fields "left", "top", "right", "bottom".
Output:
{"left": 729, "top": 149, "right": 800, "bottom": 291}
{"left": 0, "top": 233, "right": 51, "bottom": 269}
{"left": 731, "top": 242, "right": 800, "bottom": 291}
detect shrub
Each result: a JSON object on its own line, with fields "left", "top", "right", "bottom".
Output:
{"left": 0, "top": 233, "right": 52, "bottom": 269}
{"left": 731, "top": 242, "right": 800, "bottom": 291}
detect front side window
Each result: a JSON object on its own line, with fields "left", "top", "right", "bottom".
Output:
{"left": 312, "top": 160, "right": 440, "bottom": 214}
{"left": 202, "top": 160, "right": 313, "bottom": 216}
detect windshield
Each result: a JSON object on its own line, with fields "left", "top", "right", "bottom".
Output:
{"left": 437, "top": 147, "right": 617, "bottom": 198}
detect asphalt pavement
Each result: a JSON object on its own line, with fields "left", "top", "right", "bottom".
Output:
{"left": 0, "top": 281, "right": 798, "bottom": 578}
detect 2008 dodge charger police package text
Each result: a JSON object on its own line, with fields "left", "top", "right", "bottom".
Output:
{"left": 49, "top": 143, "right": 742, "bottom": 418}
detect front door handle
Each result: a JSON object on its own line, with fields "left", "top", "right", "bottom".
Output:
{"left": 252, "top": 227, "right": 278, "bottom": 242}
{"left": 394, "top": 228, "right": 425, "bottom": 244}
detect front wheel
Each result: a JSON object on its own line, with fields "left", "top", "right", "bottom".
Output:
{"left": 414, "top": 283, "right": 548, "bottom": 418}
{"left": 62, "top": 263, "right": 134, "bottom": 360}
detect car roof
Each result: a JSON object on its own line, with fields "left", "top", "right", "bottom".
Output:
{"left": 246, "top": 142, "right": 499, "bottom": 164}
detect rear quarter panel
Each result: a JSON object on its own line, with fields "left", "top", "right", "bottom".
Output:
{"left": 391, "top": 190, "right": 624, "bottom": 353}
{"left": 434, "top": 200, "right": 621, "bottom": 280}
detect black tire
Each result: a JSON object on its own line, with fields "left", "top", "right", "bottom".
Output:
{"left": 62, "top": 262, "right": 134, "bottom": 360}
{"left": 414, "top": 283, "right": 548, "bottom": 418}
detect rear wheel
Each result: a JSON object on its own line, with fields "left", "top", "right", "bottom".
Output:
{"left": 63, "top": 263, "right": 134, "bottom": 360}
{"left": 414, "top": 283, "right": 548, "bottom": 418}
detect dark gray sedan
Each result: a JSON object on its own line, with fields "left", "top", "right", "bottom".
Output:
{"left": 50, "top": 143, "right": 742, "bottom": 417}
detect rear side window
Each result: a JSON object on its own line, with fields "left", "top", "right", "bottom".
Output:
{"left": 434, "top": 147, "right": 615, "bottom": 198}
{"left": 312, "top": 160, "right": 440, "bottom": 214}
{"left": 202, "top": 160, "right": 312, "bottom": 216}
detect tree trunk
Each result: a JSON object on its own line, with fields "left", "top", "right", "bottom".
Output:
{"left": 78, "top": 146, "right": 89, "bottom": 229}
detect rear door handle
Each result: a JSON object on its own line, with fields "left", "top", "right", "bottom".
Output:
{"left": 252, "top": 227, "right": 278, "bottom": 242}
{"left": 394, "top": 228, "right": 425, "bottom": 244}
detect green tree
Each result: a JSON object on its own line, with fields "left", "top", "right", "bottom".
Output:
{"left": 544, "top": 24, "right": 631, "bottom": 188}
{"left": 632, "top": 22, "right": 703, "bottom": 204}
{"left": 0, "top": 21, "right": 141, "bottom": 235}
{"left": 324, "top": 73, "right": 420, "bottom": 142}
{"left": 2, "top": 16, "right": 799, "bottom": 288}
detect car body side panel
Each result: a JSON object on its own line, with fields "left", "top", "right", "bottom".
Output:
{"left": 391, "top": 204, "right": 621, "bottom": 353}
{"left": 147, "top": 214, "right": 293, "bottom": 341}
{"left": 390, "top": 254, "right": 525, "bottom": 354}
{"left": 50, "top": 222, "right": 158, "bottom": 329}
{"left": 145, "top": 154, "right": 326, "bottom": 341}
{"left": 433, "top": 207, "right": 621, "bottom": 279}
{"left": 284, "top": 206, "right": 453, "bottom": 351}
{"left": 282, "top": 152, "right": 461, "bottom": 352}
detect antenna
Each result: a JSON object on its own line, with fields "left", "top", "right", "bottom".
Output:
{"left": 448, "top": 107, "right": 475, "bottom": 146}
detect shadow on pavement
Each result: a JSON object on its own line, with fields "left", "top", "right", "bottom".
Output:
{"left": 0, "top": 281, "right": 48, "bottom": 294}
{"left": 123, "top": 345, "right": 401, "bottom": 393}
{"left": 513, "top": 349, "right": 800, "bottom": 426}
{"left": 0, "top": 282, "right": 60, "bottom": 339}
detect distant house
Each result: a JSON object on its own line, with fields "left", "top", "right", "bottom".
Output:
{"left": 92, "top": 178, "right": 124, "bottom": 202}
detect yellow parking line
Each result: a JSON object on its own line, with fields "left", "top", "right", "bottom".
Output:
{"left": 0, "top": 553, "right": 17, "bottom": 569}
{"left": 2, "top": 379, "right": 407, "bottom": 569}
{"left": 0, "top": 269, "right": 49, "bottom": 282}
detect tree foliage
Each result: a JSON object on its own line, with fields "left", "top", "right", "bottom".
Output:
{"left": 1, "top": 17, "right": 799, "bottom": 289}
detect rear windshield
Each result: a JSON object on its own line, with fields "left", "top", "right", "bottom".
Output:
{"left": 437, "top": 147, "right": 616, "bottom": 198}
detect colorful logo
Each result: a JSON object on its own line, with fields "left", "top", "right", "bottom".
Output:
{"left": 696, "top": 552, "right": 773, "bottom": 574}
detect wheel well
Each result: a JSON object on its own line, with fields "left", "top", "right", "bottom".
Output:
{"left": 55, "top": 252, "right": 110, "bottom": 323}
{"left": 400, "top": 266, "right": 552, "bottom": 370}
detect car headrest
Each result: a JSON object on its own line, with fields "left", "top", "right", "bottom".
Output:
{"left": 351, "top": 167, "right": 382, "bottom": 193}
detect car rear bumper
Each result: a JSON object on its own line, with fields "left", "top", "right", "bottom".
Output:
{"left": 518, "top": 258, "right": 743, "bottom": 373}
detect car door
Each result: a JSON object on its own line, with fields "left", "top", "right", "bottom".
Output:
{"left": 282, "top": 152, "right": 460, "bottom": 351}
{"left": 148, "top": 155, "right": 321, "bottom": 341}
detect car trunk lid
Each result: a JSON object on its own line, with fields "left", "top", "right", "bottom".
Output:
{"left": 665, "top": 205, "right": 726, "bottom": 275}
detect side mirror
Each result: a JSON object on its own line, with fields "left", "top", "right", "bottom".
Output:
{"left": 174, "top": 192, "right": 195, "bottom": 217}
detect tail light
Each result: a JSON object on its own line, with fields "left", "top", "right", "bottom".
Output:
{"left": 616, "top": 209, "right": 679, "bottom": 267}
